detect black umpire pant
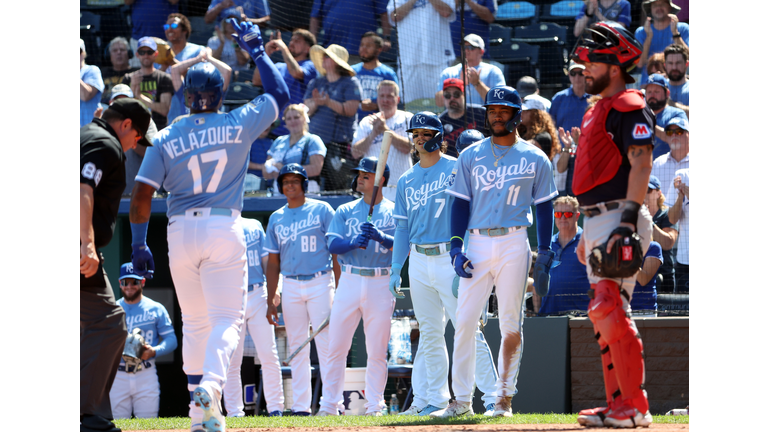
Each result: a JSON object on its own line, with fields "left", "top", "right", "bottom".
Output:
{"left": 81, "top": 254, "right": 126, "bottom": 424}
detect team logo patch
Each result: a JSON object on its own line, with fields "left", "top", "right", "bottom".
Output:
{"left": 632, "top": 123, "right": 651, "bottom": 139}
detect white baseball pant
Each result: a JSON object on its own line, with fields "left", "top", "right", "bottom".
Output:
{"left": 452, "top": 228, "right": 530, "bottom": 402}
{"left": 224, "top": 284, "right": 285, "bottom": 416}
{"left": 109, "top": 364, "right": 160, "bottom": 418}
{"left": 167, "top": 209, "right": 247, "bottom": 420}
{"left": 409, "top": 245, "right": 499, "bottom": 408}
{"left": 281, "top": 272, "right": 335, "bottom": 413}
{"left": 320, "top": 269, "right": 395, "bottom": 415}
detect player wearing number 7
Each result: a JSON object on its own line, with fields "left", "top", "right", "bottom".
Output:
{"left": 128, "top": 19, "right": 289, "bottom": 432}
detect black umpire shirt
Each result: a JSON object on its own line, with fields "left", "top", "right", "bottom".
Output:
{"left": 80, "top": 118, "right": 126, "bottom": 250}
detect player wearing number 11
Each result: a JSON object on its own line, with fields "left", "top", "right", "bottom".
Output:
{"left": 128, "top": 19, "right": 288, "bottom": 432}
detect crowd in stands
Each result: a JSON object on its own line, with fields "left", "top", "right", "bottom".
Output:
{"left": 81, "top": 0, "right": 690, "bottom": 316}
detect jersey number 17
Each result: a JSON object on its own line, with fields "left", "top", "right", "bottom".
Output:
{"left": 187, "top": 149, "right": 228, "bottom": 194}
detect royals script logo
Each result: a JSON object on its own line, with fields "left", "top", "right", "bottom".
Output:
{"left": 404, "top": 171, "right": 455, "bottom": 211}
{"left": 344, "top": 214, "right": 396, "bottom": 237}
{"left": 472, "top": 158, "right": 536, "bottom": 191}
{"left": 275, "top": 213, "right": 322, "bottom": 244}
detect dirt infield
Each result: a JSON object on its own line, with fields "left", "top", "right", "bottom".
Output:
{"left": 128, "top": 424, "right": 689, "bottom": 432}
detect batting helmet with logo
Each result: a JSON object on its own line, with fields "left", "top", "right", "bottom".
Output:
{"left": 570, "top": 21, "right": 642, "bottom": 83}
{"left": 484, "top": 86, "right": 523, "bottom": 132}
{"left": 407, "top": 111, "right": 443, "bottom": 153}
{"left": 277, "top": 163, "right": 309, "bottom": 194}
{"left": 350, "top": 156, "right": 390, "bottom": 191}
{"left": 184, "top": 62, "right": 224, "bottom": 111}
{"left": 456, "top": 129, "right": 485, "bottom": 154}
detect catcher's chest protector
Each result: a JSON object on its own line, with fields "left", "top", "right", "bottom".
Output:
{"left": 573, "top": 90, "right": 645, "bottom": 195}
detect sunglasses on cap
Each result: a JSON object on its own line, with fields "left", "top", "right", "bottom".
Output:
{"left": 665, "top": 128, "right": 686, "bottom": 136}
{"left": 164, "top": 22, "right": 180, "bottom": 31}
{"left": 569, "top": 70, "right": 583, "bottom": 77}
{"left": 137, "top": 49, "right": 155, "bottom": 56}
{"left": 443, "top": 91, "right": 462, "bottom": 99}
{"left": 554, "top": 211, "right": 576, "bottom": 219}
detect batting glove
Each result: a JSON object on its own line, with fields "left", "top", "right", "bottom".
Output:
{"left": 361, "top": 222, "right": 383, "bottom": 242}
{"left": 351, "top": 232, "right": 370, "bottom": 249}
{"left": 131, "top": 243, "right": 155, "bottom": 279}
{"left": 532, "top": 249, "right": 559, "bottom": 297}
{"left": 229, "top": 19, "right": 264, "bottom": 59}
{"left": 450, "top": 247, "right": 473, "bottom": 278}
{"left": 389, "top": 264, "right": 405, "bottom": 299}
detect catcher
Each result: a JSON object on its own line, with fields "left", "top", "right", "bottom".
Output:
{"left": 570, "top": 22, "right": 655, "bottom": 428}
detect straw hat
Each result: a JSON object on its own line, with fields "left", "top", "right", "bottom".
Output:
{"left": 310, "top": 44, "right": 356, "bottom": 76}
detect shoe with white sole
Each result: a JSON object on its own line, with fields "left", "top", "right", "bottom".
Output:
{"left": 366, "top": 411, "right": 383, "bottom": 416}
{"left": 493, "top": 396, "right": 513, "bottom": 418}
{"left": 431, "top": 400, "right": 473, "bottom": 418}
{"left": 418, "top": 404, "right": 442, "bottom": 416}
{"left": 193, "top": 383, "right": 225, "bottom": 432}
{"left": 604, "top": 407, "right": 652, "bottom": 428}
{"left": 483, "top": 403, "right": 495, "bottom": 416}
{"left": 399, "top": 404, "right": 423, "bottom": 415}
{"left": 577, "top": 406, "right": 611, "bottom": 427}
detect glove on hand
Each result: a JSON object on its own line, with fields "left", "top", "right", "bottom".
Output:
{"left": 389, "top": 265, "right": 405, "bottom": 299}
{"left": 351, "top": 232, "right": 370, "bottom": 249}
{"left": 131, "top": 243, "right": 155, "bottom": 279}
{"left": 228, "top": 19, "right": 264, "bottom": 59}
{"left": 533, "top": 249, "right": 558, "bottom": 297}
{"left": 361, "top": 222, "right": 384, "bottom": 243}
{"left": 450, "top": 247, "right": 473, "bottom": 278}
{"left": 588, "top": 227, "right": 643, "bottom": 278}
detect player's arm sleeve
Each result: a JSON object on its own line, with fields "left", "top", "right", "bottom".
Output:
{"left": 535, "top": 199, "right": 554, "bottom": 251}
{"left": 325, "top": 208, "right": 350, "bottom": 252}
{"left": 450, "top": 198, "right": 470, "bottom": 251}
{"left": 391, "top": 218, "right": 410, "bottom": 268}
{"left": 153, "top": 308, "right": 178, "bottom": 356}
{"left": 255, "top": 53, "right": 290, "bottom": 111}
{"left": 134, "top": 144, "right": 167, "bottom": 190}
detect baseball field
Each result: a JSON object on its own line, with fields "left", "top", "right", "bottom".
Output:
{"left": 115, "top": 413, "right": 690, "bottom": 431}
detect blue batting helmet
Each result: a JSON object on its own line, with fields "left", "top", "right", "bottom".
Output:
{"left": 456, "top": 129, "right": 485, "bottom": 154}
{"left": 351, "top": 156, "right": 390, "bottom": 191}
{"left": 184, "top": 62, "right": 224, "bottom": 111}
{"left": 407, "top": 111, "right": 443, "bottom": 153}
{"left": 277, "top": 163, "right": 308, "bottom": 194}
{"left": 483, "top": 86, "right": 523, "bottom": 132}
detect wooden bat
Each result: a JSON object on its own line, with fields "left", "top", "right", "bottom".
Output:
{"left": 360, "top": 130, "right": 394, "bottom": 250}
{"left": 282, "top": 315, "right": 330, "bottom": 366}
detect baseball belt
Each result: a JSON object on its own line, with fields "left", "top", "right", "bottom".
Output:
{"left": 413, "top": 242, "right": 451, "bottom": 256}
{"left": 580, "top": 202, "right": 621, "bottom": 217}
{"left": 248, "top": 283, "right": 264, "bottom": 293}
{"left": 341, "top": 264, "right": 390, "bottom": 277}
{"left": 469, "top": 227, "right": 524, "bottom": 237}
{"left": 285, "top": 270, "right": 329, "bottom": 281}
{"left": 118, "top": 361, "right": 152, "bottom": 374}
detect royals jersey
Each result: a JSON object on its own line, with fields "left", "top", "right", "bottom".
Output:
{"left": 116, "top": 296, "right": 175, "bottom": 366}
{"left": 446, "top": 138, "right": 558, "bottom": 229}
{"left": 136, "top": 94, "right": 279, "bottom": 217}
{"left": 264, "top": 198, "right": 335, "bottom": 276}
{"left": 242, "top": 217, "right": 268, "bottom": 286}
{"left": 393, "top": 154, "right": 457, "bottom": 245}
{"left": 326, "top": 198, "right": 396, "bottom": 268}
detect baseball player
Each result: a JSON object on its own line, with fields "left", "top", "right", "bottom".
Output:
{"left": 316, "top": 157, "right": 396, "bottom": 416}
{"left": 110, "top": 263, "right": 178, "bottom": 419}
{"left": 223, "top": 217, "right": 285, "bottom": 417}
{"left": 570, "top": 21, "right": 655, "bottom": 428}
{"left": 264, "top": 163, "right": 340, "bottom": 416}
{"left": 128, "top": 19, "right": 288, "bottom": 432}
{"left": 389, "top": 112, "right": 499, "bottom": 417}
{"left": 456, "top": 129, "right": 485, "bottom": 155}
{"left": 445, "top": 86, "right": 558, "bottom": 418}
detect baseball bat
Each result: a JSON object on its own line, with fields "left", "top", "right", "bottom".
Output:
{"left": 361, "top": 130, "right": 394, "bottom": 250}
{"left": 282, "top": 315, "right": 330, "bottom": 366}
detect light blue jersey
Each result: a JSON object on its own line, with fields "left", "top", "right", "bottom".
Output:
{"left": 264, "top": 198, "right": 335, "bottom": 276}
{"left": 136, "top": 94, "right": 279, "bottom": 217}
{"left": 394, "top": 154, "right": 458, "bottom": 245}
{"left": 241, "top": 217, "right": 268, "bottom": 286}
{"left": 117, "top": 296, "right": 176, "bottom": 366}
{"left": 326, "top": 198, "right": 396, "bottom": 268}
{"left": 446, "top": 138, "right": 558, "bottom": 229}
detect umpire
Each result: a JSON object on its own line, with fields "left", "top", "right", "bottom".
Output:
{"left": 81, "top": 98, "right": 152, "bottom": 432}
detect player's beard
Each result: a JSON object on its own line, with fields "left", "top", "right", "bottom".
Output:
{"left": 667, "top": 69, "right": 685, "bottom": 82}
{"left": 585, "top": 70, "right": 610, "bottom": 95}
{"left": 123, "top": 286, "right": 143, "bottom": 302}
{"left": 491, "top": 123, "right": 512, "bottom": 137}
{"left": 646, "top": 96, "right": 667, "bottom": 111}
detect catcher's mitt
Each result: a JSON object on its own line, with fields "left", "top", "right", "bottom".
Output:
{"left": 588, "top": 227, "right": 643, "bottom": 279}
{"left": 122, "top": 328, "right": 147, "bottom": 373}
{"left": 153, "top": 37, "right": 176, "bottom": 67}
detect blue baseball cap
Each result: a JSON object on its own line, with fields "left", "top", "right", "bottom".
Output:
{"left": 646, "top": 73, "right": 669, "bottom": 90}
{"left": 137, "top": 37, "right": 158, "bottom": 51}
{"left": 648, "top": 175, "right": 661, "bottom": 190}
{"left": 665, "top": 116, "right": 689, "bottom": 132}
{"left": 119, "top": 263, "right": 144, "bottom": 280}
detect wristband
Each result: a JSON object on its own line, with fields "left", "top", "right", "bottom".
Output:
{"left": 673, "top": 33, "right": 681, "bottom": 38}
{"left": 450, "top": 236, "right": 464, "bottom": 243}
{"left": 585, "top": 10, "right": 594, "bottom": 17}
{"left": 131, "top": 222, "right": 149, "bottom": 245}
{"left": 620, "top": 201, "right": 641, "bottom": 228}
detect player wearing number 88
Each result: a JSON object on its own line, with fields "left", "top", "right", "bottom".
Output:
{"left": 264, "top": 163, "right": 340, "bottom": 416}
{"left": 128, "top": 19, "right": 289, "bottom": 432}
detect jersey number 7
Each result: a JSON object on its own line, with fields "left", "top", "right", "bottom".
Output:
{"left": 187, "top": 149, "right": 228, "bottom": 194}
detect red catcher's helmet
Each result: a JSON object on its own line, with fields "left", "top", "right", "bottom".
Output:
{"left": 570, "top": 21, "right": 642, "bottom": 83}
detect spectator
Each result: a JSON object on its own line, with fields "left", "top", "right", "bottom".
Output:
{"left": 519, "top": 97, "right": 563, "bottom": 194}
{"left": 264, "top": 104, "right": 327, "bottom": 193}
{"left": 351, "top": 80, "right": 413, "bottom": 200}
{"left": 122, "top": 37, "right": 174, "bottom": 130}
{"left": 450, "top": 0, "right": 497, "bottom": 60}
{"left": 437, "top": 78, "right": 488, "bottom": 157}
{"left": 574, "top": 0, "right": 631, "bottom": 37}
{"left": 205, "top": 0, "right": 271, "bottom": 26}
{"left": 304, "top": 44, "right": 362, "bottom": 191}
{"left": 311, "top": 0, "right": 392, "bottom": 62}
{"left": 651, "top": 116, "right": 688, "bottom": 202}
{"left": 635, "top": 0, "right": 689, "bottom": 85}
{"left": 644, "top": 175, "right": 678, "bottom": 294}
{"left": 644, "top": 73, "right": 686, "bottom": 159}
{"left": 164, "top": 13, "right": 205, "bottom": 67}
{"left": 246, "top": 128, "right": 275, "bottom": 191}
{"left": 124, "top": 0, "right": 180, "bottom": 68}
{"left": 208, "top": 11, "right": 252, "bottom": 76}
{"left": 630, "top": 241, "right": 663, "bottom": 317}
{"left": 352, "top": 32, "right": 399, "bottom": 120}
{"left": 169, "top": 47, "right": 233, "bottom": 126}
{"left": 643, "top": 53, "right": 666, "bottom": 85}
{"left": 665, "top": 168, "right": 689, "bottom": 292}
{"left": 537, "top": 196, "right": 590, "bottom": 315}
{"left": 516, "top": 76, "right": 550, "bottom": 112}
{"left": 80, "top": 39, "right": 105, "bottom": 128}
{"left": 255, "top": 29, "right": 318, "bottom": 137}
{"left": 550, "top": 62, "right": 590, "bottom": 144}
{"left": 556, "top": 126, "right": 579, "bottom": 196}
{"left": 388, "top": 0, "right": 456, "bottom": 104}
{"left": 101, "top": 37, "right": 140, "bottom": 105}
{"left": 664, "top": 44, "right": 689, "bottom": 107}
{"left": 270, "top": 0, "right": 314, "bottom": 31}
{"left": 435, "top": 34, "right": 504, "bottom": 107}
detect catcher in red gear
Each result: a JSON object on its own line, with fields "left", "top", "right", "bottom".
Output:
{"left": 570, "top": 21, "right": 656, "bottom": 429}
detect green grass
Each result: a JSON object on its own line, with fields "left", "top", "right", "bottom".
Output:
{"left": 115, "top": 413, "right": 689, "bottom": 430}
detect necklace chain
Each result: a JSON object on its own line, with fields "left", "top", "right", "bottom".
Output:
{"left": 490, "top": 139, "right": 513, "bottom": 166}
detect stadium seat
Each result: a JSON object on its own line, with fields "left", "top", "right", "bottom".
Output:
{"left": 488, "top": 23, "right": 513, "bottom": 57}
{"left": 491, "top": 41, "right": 540, "bottom": 86}
{"left": 512, "top": 22, "right": 569, "bottom": 90}
{"left": 81, "top": 11, "right": 103, "bottom": 67}
{"left": 188, "top": 16, "right": 217, "bottom": 47}
{"left": 495, "top": 1, "right": 538, "bottom": 27}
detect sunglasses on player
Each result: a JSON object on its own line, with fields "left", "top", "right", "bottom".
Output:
{"left": 119, "top": 279, "right": 142, "bottom": 287}
{"left": 554, "top": 211, "right": 576, "bottom": 219}
{"left": 164, "top": 22, "right": 180, "bottom": 31}
{"left": 665, "top": 128, "right": 686, "bottom": 136}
